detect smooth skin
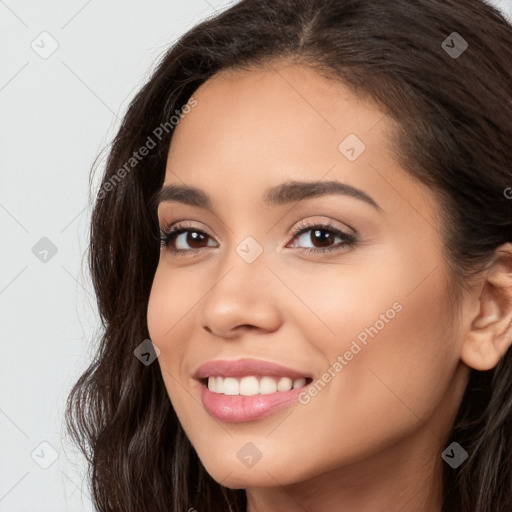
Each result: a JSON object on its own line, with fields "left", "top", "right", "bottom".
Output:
{"left": 147, "top": 62, "right": 512, "bottom": 512}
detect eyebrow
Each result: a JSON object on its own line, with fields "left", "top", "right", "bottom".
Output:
{"left": 151, "top": 180, "right": 382, "bottom": 212}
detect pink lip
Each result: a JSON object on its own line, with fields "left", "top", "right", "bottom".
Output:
{"left": 194, "top": 358, "right": 313, "bottom": 423}
{"left": 200, "top": 383, "right": 309, "bottom": 423}
{"left": 194, "top": 358, "right": 312, "bottom": 380}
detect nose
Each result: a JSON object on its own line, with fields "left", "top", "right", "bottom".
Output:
{"left": 196, "top": 247, "right": 283, "bottom": 339}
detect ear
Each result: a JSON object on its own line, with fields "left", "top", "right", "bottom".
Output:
{"left": 460, "top": 243, "right": 512, "bottom": 371}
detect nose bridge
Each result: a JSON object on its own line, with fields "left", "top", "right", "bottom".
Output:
{"left": 197, "top": 234, "right": 282, "bottom": 336}
{"left": 215, "top": 214, "right": 271, "bottom": 283}
{"left": 210, "top": 233, "right": 271, "bottom": 305}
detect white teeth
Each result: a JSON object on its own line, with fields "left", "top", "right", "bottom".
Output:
{"left": 277, "top": 377, "right": 293, "bottom": 392}
{"left": 223, "top": 377, "right": 239, "bottom": 395}
{"left": 239, "top": 376, "right": 260, "bottom": 396}
{"left": 206, "top": 375, "right": 308, "bottom": 395}
{"left": 293, "top": 378, "right": 306, "bottom": 389}
{"left": 259, "top": 376, "right": 278, "bottom": 394}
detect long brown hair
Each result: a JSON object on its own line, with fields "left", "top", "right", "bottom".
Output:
{"left": 65, "top": 1, "right": 512, "bottom": 510}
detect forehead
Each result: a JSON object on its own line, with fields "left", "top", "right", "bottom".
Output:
{"left": 171, "top": 63, "right": 388, "bottom": 150}
{"left": 165, "top": 63, "right": 391, "bottom": 183}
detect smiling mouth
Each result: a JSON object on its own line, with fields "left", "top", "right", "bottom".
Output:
{"left": 200, "top": 375, "right": 313, "bottom": 396}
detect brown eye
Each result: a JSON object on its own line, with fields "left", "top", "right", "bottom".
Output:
{"left": 288, "top": 222, "right": 357, "bottom": 254}
{"left": 160, "top": 223, "right": 217, "bottom": 254}
{"left": 174, "top": 230, "right": 209, "bottom": 250}
{"left": 308, "top": 228, "right": 336, "bottom": 248}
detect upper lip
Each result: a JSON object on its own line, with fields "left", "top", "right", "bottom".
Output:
{"left": 194, "top": 358, "right": 312, "bottom": 380}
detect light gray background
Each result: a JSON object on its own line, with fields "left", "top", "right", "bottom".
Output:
{"left": 1, "top": 1, "right": 510, "bottom": 510}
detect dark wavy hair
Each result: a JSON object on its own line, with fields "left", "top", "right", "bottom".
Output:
{"left": 65, "top": 0, "right": 512, "bottom": 510}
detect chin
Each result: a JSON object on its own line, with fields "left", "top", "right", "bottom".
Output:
{"left": 201, "top": 455, "right": 312, "bottom": 489}
{"left": 209, "top": 469, "right": 285, "bottom": 489}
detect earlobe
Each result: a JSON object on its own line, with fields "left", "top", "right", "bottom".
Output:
{"left": 460, "top": 243, "right": 512, "bottom": 372}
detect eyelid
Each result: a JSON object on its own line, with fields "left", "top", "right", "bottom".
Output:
{"left": 287, "top": 217, "right": 357, "bottom": 238}
{"left": 286, "top": 220, "right": 357, "bottom": 250}
{"left": 159, "top": 218, "right": 358, "bottom": 255}
{"left": 159, "top": 219, "right": 212, "bottom": 237}
{"left": 159, "top": 216, "right": 355, "bottom": 238}
{"left": 159, "top": 221, "right": 217, "bottom": 248}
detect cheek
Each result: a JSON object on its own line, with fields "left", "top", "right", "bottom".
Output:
{"left": 292, "top": 265, "right": 458, "bottom": 462}
{"left": 315, "top": 254, "right": 459, "bottom": 429}
{"left": 146, "top": 270, "right": 167, "bottom": 345}
{"left": 146, "top": 264, "right": 206, "bottom": 407}
{"left": 146, "top": 266, "right": 189, "bottom": 393}
{"left": 147, "top": 265, "right": 191, "bottom": 346}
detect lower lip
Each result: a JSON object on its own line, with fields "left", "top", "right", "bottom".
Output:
{"left": 199, "top": 381, "right": 309, "bottom": 423}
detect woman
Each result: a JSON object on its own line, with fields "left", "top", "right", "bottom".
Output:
{"left": 65, "top": 0, "right": 512, "bottom": 510}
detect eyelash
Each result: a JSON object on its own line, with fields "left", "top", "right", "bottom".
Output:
{"left": 159, "top": 220, "right": 357, "bottom": 256}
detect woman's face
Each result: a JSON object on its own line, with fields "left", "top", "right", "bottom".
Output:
{"left": 147, "top": 63, "right": 470, "bottom": 490}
